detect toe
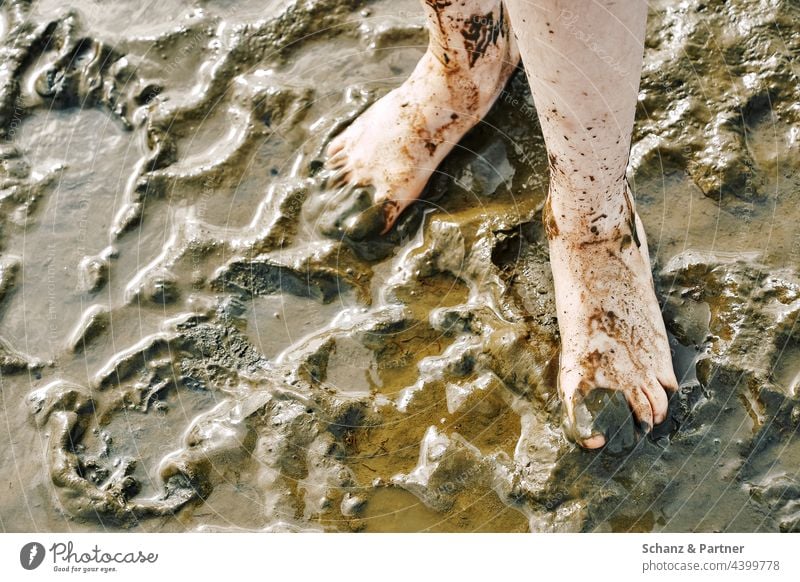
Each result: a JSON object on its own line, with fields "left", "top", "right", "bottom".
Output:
{"left": 581, "top": 433, "right": 606, "bottom": 449}
{"left": 313, "top": 183, "right": 389, "bottom": 241}
{"left": 643, "top": 378, "right": 669, "bottom": 425}
{"left": 327, "top": 167, "right": 352, "bottom": 189}
{"left": 325, "top": 150, "right": 347, "bottom": 170}
{"left": 326, "top": 135, "right": 345, "bottom": 157}
{"left": 658, "top": 369, "right": 680, "bottom": 394}
{"left": 344, "top": 198, "right": 388, "bottom": 241}
{"left": 569, "top": 388, "right": 638, "bottom": 453}
{"left": 627, "top": 385, "right": 654, "bottom": 433}
{"left": 655, "top": 341, "right": 680, "bottom": 392}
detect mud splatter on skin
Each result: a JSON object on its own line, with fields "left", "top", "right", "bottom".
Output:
{"left": 0, "top": 0, "right": 799, "bottom": 533}
{"left": 460, "top": 4, "right": 508, "bottom": 67}
{"left": 542, "top": 193, "right": 559, "bottom": 239}
{"left": 579, "top": 305, "right": 653, "bottom": 388}
{"left": 425, "top": 0, "right": 453, "bottom": 9}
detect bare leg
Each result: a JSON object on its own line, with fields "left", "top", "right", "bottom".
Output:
{"left": 320, "top": 0, "right": 519, "bottom": 239}
{"left": 504, "top": 0, "right": 678, "bottom": 447}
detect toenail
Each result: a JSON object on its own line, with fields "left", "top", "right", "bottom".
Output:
{"left": 582, "top": 434, "right": 606, "bottom": 449}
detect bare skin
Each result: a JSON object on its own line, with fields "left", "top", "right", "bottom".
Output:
{"left": 322, "top": 0, "right": 519, "bottom": 238}
{"left": 324, "top": 0, "right": 678, "bottom": 449}
{"left": 505, "top": 0, "right": 678, "bottom": 447}
{"left": 545, "top": 186, "right": 677, "bottom": 447}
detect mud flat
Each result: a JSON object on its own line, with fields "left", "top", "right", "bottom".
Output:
{"left": 0, "top": 0, "right": 798, "bottom": 532}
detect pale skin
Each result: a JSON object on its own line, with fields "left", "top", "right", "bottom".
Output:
{"left": 324, "top": 0, "right": 679, "bottom": 449}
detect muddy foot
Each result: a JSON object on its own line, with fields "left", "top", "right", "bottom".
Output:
{"left": 545, "top": 184, "right": 679, "bottom": 450}
{"left": 315, "top": 1, "right": 518, "bottom": 240}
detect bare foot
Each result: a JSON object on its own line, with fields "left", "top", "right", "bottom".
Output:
{"left": 545, "top": 182, "right": 679, "bottom": 450}
{"left": 316, "top": 1, "right": 519, "bottom": 239}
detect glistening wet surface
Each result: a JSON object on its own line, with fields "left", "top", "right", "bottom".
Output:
{"left": 0, "top": 0, "right": 799, "bottom": 532}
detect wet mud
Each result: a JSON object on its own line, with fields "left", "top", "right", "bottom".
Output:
{"left": 0, "top": 0, "right": 799, "bottom": 532}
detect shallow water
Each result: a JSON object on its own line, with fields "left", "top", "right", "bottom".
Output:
{"left": 0, "top": 0, "right": 799, "bottom": 532}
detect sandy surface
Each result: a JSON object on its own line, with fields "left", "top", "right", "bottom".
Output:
{"left": 0, "top": 0, "right": 798, "bottom": 532}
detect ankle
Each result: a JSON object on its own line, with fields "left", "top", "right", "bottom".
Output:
{"left": 412, "top": 47, "right": 509, "bottom": 117}
{"left": 544, "top": 181, "right": 638, "bottom": 245}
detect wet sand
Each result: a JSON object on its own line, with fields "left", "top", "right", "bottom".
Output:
{"left": 0, "top": 0, "right": 798, "bottom": 532}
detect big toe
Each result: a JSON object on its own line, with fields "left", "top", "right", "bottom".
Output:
{"left": 344, "top": 201, "right": 391, "bottom": 240}
{"left": 565, "top": 388, "right": 640, "bottom": 454}
{"left": 310, "top": 181, "right": 391, "bottom": 241}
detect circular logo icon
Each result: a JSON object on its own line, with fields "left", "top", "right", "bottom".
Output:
{"left": 20, "top": 542, "right": 45, "bottom": 570}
